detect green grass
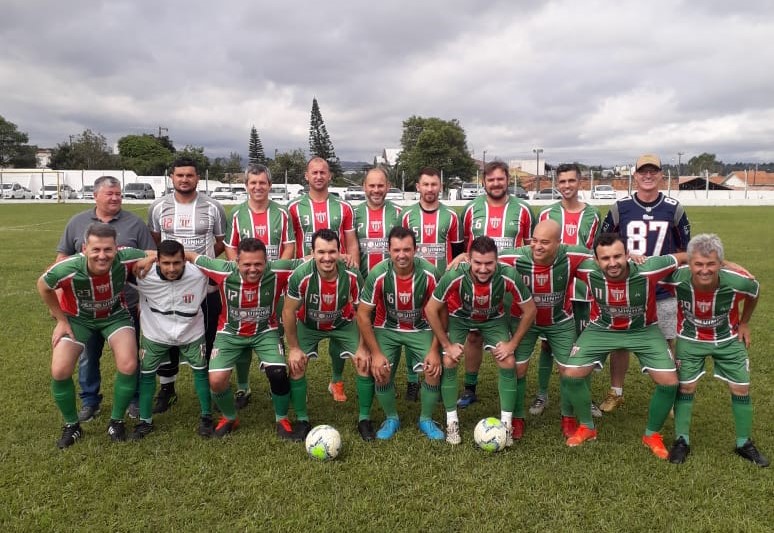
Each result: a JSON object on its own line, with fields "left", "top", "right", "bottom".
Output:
{"left": 0, "top": 204, "right": 772, "bottom": 532}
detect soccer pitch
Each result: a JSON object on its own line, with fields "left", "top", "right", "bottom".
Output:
{"left": 0, "top": 204, "right": 771, "bottom": 532}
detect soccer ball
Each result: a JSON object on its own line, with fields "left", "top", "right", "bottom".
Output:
{"left": 473, "top": 417, "right": 508, "bottom": 453}
{"left": 305, "top": 425, "right": 342, "bottom": 461}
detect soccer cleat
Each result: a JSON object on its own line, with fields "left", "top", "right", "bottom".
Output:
{"left": 235, "top": 388, "right": 252, "bottom": 410}
{"left": 153, "top": 385, "right": 178, "bottom": 414}
{"left": 131, "top": 421, "right": 154, "bottom": 441}
{"left": 107, "top": 419, "right": 127, "bottom": 442}
{"left": 599, "top": 389, "right": 624, "bottom": 413}
{"left": 328, "top": 381, "right": 347, "bottom": 402}
{"left": 57, "top": 423, "right": 83, "bottom": 449}
{"left": 357, "top": 419, "right": 376, "bottom": 441}
{"left": 456, "top": 388, "right": 478, "bottom": 409}
{"left": 77, "top": 404, "right": 100, "bottom": 423}
{"left": 735, "top": 439, "right": 770, "bottom": 467}
{"left": 446, "top": 421, "right": 461, "bottom": 445}
{"left": 126, "top": 403, "right": 140, "bottom": 419}
{"left": 418, "top": 420, "right": 445, "bottom": 441}
{"left": 529, "top": 395, "right": 548, "bottom": 416}
{"left": 591, "top": 402, "right": 603, "bottom": 418}
{"left": 668, "top": 436, "right": 691, "bottom": 464}
{"left": 406, "top": 382, "right": 420, "bottom": 402}
{"left": 511, "top": 417, "right": 525, "bottom": 441}
{"left": 294, "top": 420, "right": 312, "bottom": 440}
{"left": 197, "top": 415, "right": 214, "bottom": 438}
{"left": 376, "top": 418, "right": 401, "bottom": 440}
{"left": 566, "top": 424, "right": 597, "bottom": 447}
{"left": 276, "top": 418, "right": 301, "bottom": 441}
{"left": 214, "top": 417, "right": 240, "bottom": 438}
{"left": 642, "top": 432, "right": 669, "bottom": 460}
{"left": 561, "top": 416, "right": 579, "bottom": 439}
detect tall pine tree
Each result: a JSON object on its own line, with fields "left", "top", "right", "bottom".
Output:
{"left": 248, "top": 125, "right": 266, "bottom": 165}
{"left": 308, "top": 97, "right": 341, "bottom": 176}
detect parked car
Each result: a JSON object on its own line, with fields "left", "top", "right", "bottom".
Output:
{"left": 269, "top": 186, "right": 288, "bottom": 202}
{"left": 386, "top": 188, "right": 404, "bottom": 201}
{"left": 123, "top": 182, "right": 156, "bottom": 200}
{"left": 232, "top": 186, "right": 248, "bottom": 202}
{"left": 508, "top": 185, "right": 529, "bottom": 200}
{"left": 2, "top": 182, "right": 26, "bottom": 199}
{"left": 591, "top": 185, "right": 617, "bottom": 200}
{"left": 534, "top": 188, "right": 562, "bottom": 200}
{"left": 460, "top": 182, "right": 483, "bottom": 200}
{"left": 39, "top": 184, "right": 78, "bottom": 200}
{"left": 19, "top": 186, "right": 35, "bottom": 199}
{"left": 211, "top": 186, "right": 235, "bottom": 200}
{"left": 81, "top": 185, "right": 95, "bottom": 200}
{"left": 344, "top": 186, "right": 365, "bottom": 201}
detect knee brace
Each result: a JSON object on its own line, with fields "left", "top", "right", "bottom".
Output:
{"left": 265, "top": 365, "right": 290, "bottom": 396}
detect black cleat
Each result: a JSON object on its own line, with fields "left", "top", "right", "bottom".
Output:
{"left": 357, "top": 419, "right": 376, "bottom": 442}
{"left": 406, "top": 382, "right": 420, "bottom": 402}
{"left": 234, "top": 388, "right": 252, "bottom": 410}
{"left": 457, "top": 387, "right": 478, "bottom": 409}
{"left": 153, "top": 385, "right": 178, "bottom": 414}
{"left": 735, "top": 439, "right": 770, "bottom": 467}
{"left": 131, "top": 421, "right": 154, "bottom": 441}
{"left": 668, "top": 436, "right": 691, "bottom": 464}
{"left": 276, "top": 418, "right": 301, "bottom": 441}
{"left": 197, "top": 415, "right": 214, "bottom": 438}
{"left": 295, "top": 420, "right": 312, "bottom": 440}
{"left": 107, "top": 419, "right": 127, "bottom": 442}
{"left": 57, "top": 423, "right": 83, "bottom": 449}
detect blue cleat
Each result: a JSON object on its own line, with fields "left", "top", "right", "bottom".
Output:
{"left": 418, "top": 419, "right": 445, "bottom": 440}
{"left": 457, "top": 388, "right": 478, "bottom": 408}
{"left": 376, "top": 418, "right": 400, "bottom": 440}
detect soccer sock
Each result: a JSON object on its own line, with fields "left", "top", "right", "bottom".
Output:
{"left": 270, "top": 390, "right": 291, "bottom": 421}
{"left": 330, "top": 354, "right": 346, "bottom": 383}
{"left": 111, "top": 371, "right": 137, "bottom": 420}
{"left": 562, "top": 376, "right": 593, "bottom": 428}
{"left": 159, "top": 375, "right": 177, "bottom": 386}
{"left": 511, "top": 374, "right": 526, "bottom": 419}
{"left": 560, "top": 376, "right": 574, "bottom": 417}
{"left": 375, "top": 381, "right": 399, "bottom": 420}
{"left": 235, "top": 354, "right": 251, "bottom": 391}
{"left": 419, "top": 382, "right": 440, "bottom": 422}
{"left": 537, "top": 345, "right": 553, "bottom": 396}
{"left": 356, "top": 374, "right": 375, "bottom": 421}
{"left": 731, "top": 394, "right": 752, "bottom": 447}
{"left": 441, "top": 367, "right": 458, "bottom": 411}
{"left": 611, "top": 386, "right": 623, "bottom": 396}
{"left": 446, "top": 410, "right": 459, "bottom": 424}
{"left": 464, "top": 371, "right": 478, "bottom": 389}
{"left": 212, "top": 388, "right": 237, "bottom": 421}
{"left": 139, "top": 372, "right": 156, "bottom": 422}
{"left": 674, "top": 392, "right": 694, "bottom": 444}
{"left": 645, "top": 384, "right": 678, "bottom": 434}
{"left": 290, "top": 377, "right": 309, "bottom": 421}
{"left": 51, "top": 377, "right": 78, "bottom": 425}
{"left": 193, "top": 368, "right": 211, "bottom": 416}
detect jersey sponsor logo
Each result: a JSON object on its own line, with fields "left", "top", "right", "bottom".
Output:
{"left": 600, "top": 304, "right": 644, "bottom": 317}
{"left": 307, "top": 309, "right": 342, "bottom": 321}
{"left": 387, "top": 308, "right": 421, "bottom": 321}
{"left": 424, "top": 224, "right": 435, "bottom": 236}
{"left": 492, "top": 237, "right": 512, "bottom": 251}
{"left": 180, "top": 236, "right": 205, "bottom": 248}
{"left": 418, "top": 244, "right": 445, "bottom": 258}
{"left": 533, "top": 291, "right": 565, "bottom": 307}
{"left": 610, "top": 288, "right": 626, "bottom": 300}
{"left": 229, "top": 306, "right": 270, "bottom": 322}
{"left": 322, "top": 293, "right": 335, "bottom": 305}
{"left": 398, "top": 292, "right": 411, "bottom": 304}
{"left": 490, "top": 217, "right": 501, "bottom": 229}
{"left": 95, "top": 283, "right": 110, "bottom": 294}
{"left": 535, "top": 273, "right": 549, "bottom": 286}
{"left": 565, "top": 223, "right": 578, "bottom": 236}
{"left": 362, "top": 238, "right": 388, "bottom": 251}
{"left": 183, "top": 294, "right": 194, "bottom": 304}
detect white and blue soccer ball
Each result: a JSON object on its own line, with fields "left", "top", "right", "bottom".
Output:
{"left": 305, "top": 425, "right": 342, "bottom": 461}
{"left": 473, "top": 417, "right": 508, "bottom": 453}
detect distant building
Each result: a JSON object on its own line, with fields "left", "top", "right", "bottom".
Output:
{"left": 35, "top": 148, "right": 53, "bottom": 169}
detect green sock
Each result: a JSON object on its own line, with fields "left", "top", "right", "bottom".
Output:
{"left": 645, "top": 384, "right": 678, "bottom": 434}
{"left": 290, "top": 377, "right": 308, "bottom": 421}
{"left": 441, "top": 367, "right": 458, "bottom": 411}
{"left": 271, "top": 391, "right": 290, "bottom": 421}
{"left": 139, "top": 372, "right": 156, "bottom": 422}
{"left": 193, "top": 368, "right": 211, "bottom": 416}
{"left": 559, "top": 377, "right": 573, "bottom": 417}
{"left": 731, "top": 394, "right": 752, "bottom": 448}
{"left": 212, "top": 388, "right": 236, "bottom": 421}
{"left": 375, "top": 381, "right": 398, "bottom": 419}
{"left": 562, "top": 376, "right": 593, "bottom": 428}
{"left": 330, "top": 353, "right": 346, "bottom": 383}
{"left": 674, "top": 392, "right": 694, "bottom": 444}
{"left": 111, "top": 371, "right": 137, "bottom": 420}
{"left": 505, "top": 371, "right": 521, "bottom": 418}
{"left": 420, "top": 382, "right": 440, "bottom": 421}
{"left": 235, "top": 353, "right": 251, "bottom": 391}
{"left": 464, "top": 371, "right": 478, "bottom": 388}
{"left": 537, "top": 345, "right": 553, "bottom": 395}
{"left": 51, "top": 377, "right": 78, "bottom": 425}
{"left": 356, "top": 374, "right": 375, "bottom": 421}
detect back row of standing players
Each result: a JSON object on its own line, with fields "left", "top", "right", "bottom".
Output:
{"left": 41, "top": 154, "right": 767, "bottom": 466}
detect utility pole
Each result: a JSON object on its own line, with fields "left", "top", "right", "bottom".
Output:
{"left": 677, "top": 151, "right": 684, "bottom": 177}
{"left": 532, "top": 148, "right": 543, "bottom": 193}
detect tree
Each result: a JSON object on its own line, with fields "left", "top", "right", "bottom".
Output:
{"left": 269, "top": 149, "right": 307, "bottom": 184}
{"left": 50, "top": 129, "right": 118, "bottom": 169}
{"left": 173, "top": 145, "right": 210, "bottom": 175}
{"left": 308, "top": 97, "right": 341, "bottom": 176}
{"left": 396, "top": 116, "right": 478, "bottom": 190}
{"left": 687, "top": 152, "right": 721, "bottom": 175}
{"left": 117, "top": 134, "right": 175, "bottom": 175}
{"left": 0, "top": 115, "right": 37, "bottom": 168}
{"left": 248, "top": 126, "right": 266, "bottom": 166}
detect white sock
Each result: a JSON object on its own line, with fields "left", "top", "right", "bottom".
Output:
{"left": 446, "top": 410, "right": 458, "bottom": 424}
{"left": 501, "top": 411, "right": 512, "bottom": 426}
{"left": 611, "top": 387, "right": 623, "bottom": 396}
{"left": 159, "top": 375, "right": 178, "bottom": 386}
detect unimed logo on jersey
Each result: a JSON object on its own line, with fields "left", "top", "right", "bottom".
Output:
{"left": 322, "top": 294, "right": 335, "bottom": 305}
{"left": 611, "top": 288, "right": 626, "bottom": 300}
{"left": 399, "top": 292, "right": 411, "bottom": 304}
{"left": 490, "top": 217, "right": 501, "bottom": 229}
{"left": 565, "top": 223, "right": 578, "bottom": 236}
{"left": 535, "top": 273, "right": 549, "bottom": 286}
{"left": 697, "top": 300, "right": 712, "bottom": 313}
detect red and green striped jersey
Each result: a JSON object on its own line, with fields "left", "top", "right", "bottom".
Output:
{"left": 661, "top": 266, "right": 759, "bottom": 342}
{"left": 225, "top": 201, "right": 295, "bottom": 261}
{"left": 576, "top": 255, "right": 679, "bottom": 330}
{"left": 462, "top": 195, "right": 534, "bottom": 252}
{"left": 401, "top": 203, "right": 462, "bottom": 274}
{"left": 354, "top": 201, "right": 402, "bottom": 278}
{"left": 538, "top": 203, "right": 601, "bottom": 248}
{"left": 42, "top": 248, "right": 146, "bottom": 319}
{"left": 287, "top": 194, "right": 355, "bottom": 257}
{"left": 432, "top": 263, "right": 531, "bottom": 322}
{"left": 360, "top": 257, "right": 437, "bottom": 331}
{"left": 499, "top": 245, "right": 592, "bottom": 325}
{"left": 194, "top": 256, "right": 302, "bottom": 336}
{"left": 286, "top": 259, "right": 362, "bottom": 330}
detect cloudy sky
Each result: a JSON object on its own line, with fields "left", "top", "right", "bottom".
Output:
{"left": 2, "top": 0, "right": 773, "bottom": 167}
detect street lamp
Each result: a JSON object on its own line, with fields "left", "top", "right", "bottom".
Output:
{"left": 677, "top": 151, "right": 684, "bottom": 178}
{"left": 481, "top": 150, "right": 487, "bottom": 186}
{"left": 533, "top": 148, "right": 543, "bottom": 193}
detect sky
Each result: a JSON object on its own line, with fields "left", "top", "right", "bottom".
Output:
{"left": 2, "top": 0, "right": 774, "bottom": 167}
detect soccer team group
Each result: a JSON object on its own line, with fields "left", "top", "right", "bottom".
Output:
{"left": 38, "top": 154, "right": 768, "bottom": 467}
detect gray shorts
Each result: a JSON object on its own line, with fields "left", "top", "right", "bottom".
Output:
{"left": 656, "top": 297, "right": 677, "bottom": 340}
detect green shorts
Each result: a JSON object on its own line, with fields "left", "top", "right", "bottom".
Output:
{"left": 515, "top": 318, "right": 576, "bottom": 365}
{"left": 140, "top": 335, "right": 206, "bottom": 372}
{"left": 675, "top": 337, "right": 750, "bottom": 385}
{"left": 448, "top": 316, "right": 511, "bottom": 349}
{"left": 297, "top": 320, "right": 359, "bottom": 360}
{"left": 67, "top": 312, "right": 135, "bottom": 348}
{"left": 374, "top": 328, "right": 433, "bottom": 372}
{"left": 568, "top": 324, "right": 675, "bottom": 373}
{"left": 209, "top": 329, "right": 285, "bottom": 372}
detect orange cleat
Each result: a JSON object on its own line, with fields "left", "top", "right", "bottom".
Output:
{"left": 566, "top": 424, "right": 597, "bottom": 447}
{"left": 328, "top": 381, "right": 347, "bottom": 402}
{"left": 642, "top": 432, "right": 669, "bottom": 460}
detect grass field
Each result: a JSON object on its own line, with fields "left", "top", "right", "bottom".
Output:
{"left": 0, "top": 203, "right": 771, "bottom": 532}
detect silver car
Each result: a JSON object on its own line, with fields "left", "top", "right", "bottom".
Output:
{"left": 533, "top": 188, "right": 562, "bottom": 200}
